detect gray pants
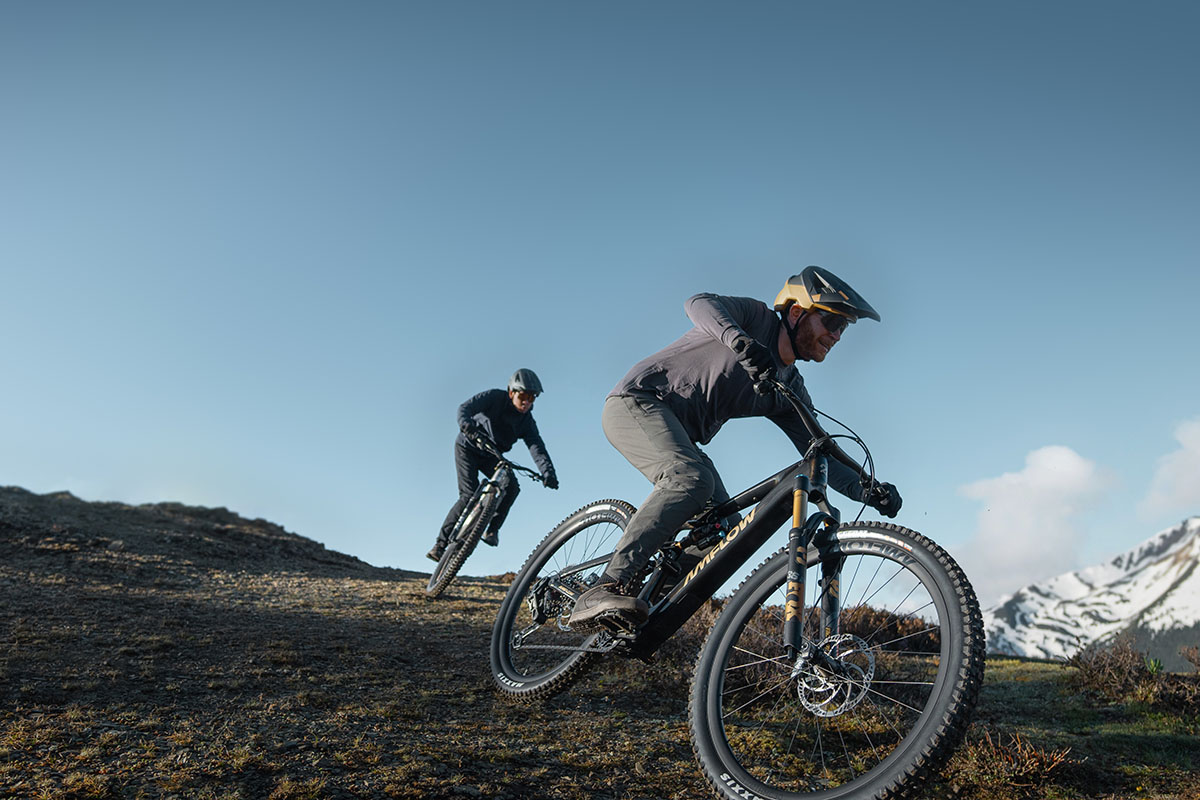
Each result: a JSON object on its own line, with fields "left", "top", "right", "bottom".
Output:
{"left": 601, "top": 393, "right": 731, "bottom": 584}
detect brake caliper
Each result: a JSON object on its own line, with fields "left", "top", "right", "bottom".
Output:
{"left": 791, "top": 634, "right": 875, "bottom": 718}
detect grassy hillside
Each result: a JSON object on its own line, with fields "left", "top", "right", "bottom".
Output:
{"left": 2, "top": 487, "right": 1198, "bottom": 799}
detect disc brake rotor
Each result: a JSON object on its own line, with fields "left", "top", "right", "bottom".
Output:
{"left": 792, "top": 634, "right": 875, "bottom": 718}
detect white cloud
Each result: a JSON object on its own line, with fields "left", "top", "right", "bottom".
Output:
{"left": 959, "top": 446, "right": 1109, "bottom": 606}
{"left": 1140, "top": 417, "right": 1200, "bottom": 518}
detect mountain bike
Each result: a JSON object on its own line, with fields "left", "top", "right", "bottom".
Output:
{"left": 490, "top": 379, "right": 985, "bottom": 800}
{"left": 426, "top": 434, "right": 544, "bottom": 597}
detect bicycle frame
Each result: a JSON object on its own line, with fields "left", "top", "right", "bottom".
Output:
{"left": 429, "top": 435, "right": 547, "bottom": 597}
{"left": 444, "top": 438, "right": 543, "bottom": 555}
{"left": 472, "top": 437, "right": 544, "bottom": 498}
{"left": 479, "top": 462, "right": 514, "bottom": 502}
{"left": 543, "top": 380, "right": 862, "bottom": 663}
{"left": 466, "top": 452, "right": 542, "bottom": 540}
{"left": 624, "top": 452, "right": 842, "bottom": 661}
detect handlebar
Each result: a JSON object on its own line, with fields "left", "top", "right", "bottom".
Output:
{"left": 764, "top": 377, "right": 872, "bottom": 485}
{"left": 466, "top": 432, "right": 545, "bottom": 483}
{"left": 766, "top": 378, "right": 901, "bottom": 514}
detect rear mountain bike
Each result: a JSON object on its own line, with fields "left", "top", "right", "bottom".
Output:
{"left": 490, "top": 379, "right": 985, "bottom": 800}
{"left": 426, "top": 434, "right": 543, "bottom": 598}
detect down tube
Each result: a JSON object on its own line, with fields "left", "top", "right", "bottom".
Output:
{"left": 630, "top": 479, "right": 796, "bottom": 659}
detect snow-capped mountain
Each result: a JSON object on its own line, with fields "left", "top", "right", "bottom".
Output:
{"left": 984, "top": 517, "right": 1200, "bottom": 670}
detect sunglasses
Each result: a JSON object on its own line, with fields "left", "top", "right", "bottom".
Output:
{"left": 817, "top": 310, "right": 854, "bottom": 335}
{"left": 514, "top": 391, "right": 537, "bottom": 403}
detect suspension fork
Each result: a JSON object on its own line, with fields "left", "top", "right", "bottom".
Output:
{"left": 782, "top": 473, "right": 810, "bottom": 659}
{"left": 784, "top": 455, "right": 848, "bottom": 656}
{"left": 820, "top": 549, "right": 845, "bottom": 641}
{"left": 483, "top": 464, "right": 513, "bottom": 497}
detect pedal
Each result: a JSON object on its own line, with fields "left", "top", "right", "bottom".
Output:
{"left": 595, "top": 609, "right": 645, "bottom": 635}
{"left": 567, "top": 607, "right": 643, "bottom": 635}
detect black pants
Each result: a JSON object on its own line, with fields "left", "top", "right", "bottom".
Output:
{"left": 436, "top": 437, "right": 520, "bottom": 546}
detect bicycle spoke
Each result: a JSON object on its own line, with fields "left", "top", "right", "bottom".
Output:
{"left": 697, "top": 531, "right": 975, "bottom": 796}
{"left": 721, "top": 672, "right": 797, "bottom": 717}
{"left": 492, "top": 503, "right": 637, "bottom": 695}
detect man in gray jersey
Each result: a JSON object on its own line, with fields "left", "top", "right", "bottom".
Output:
{"left": 569, "top": 266, "right": 902, "bottom": 630}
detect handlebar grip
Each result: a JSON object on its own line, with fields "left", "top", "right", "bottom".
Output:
{"left": 468, "top": 431, "right": 496, "bottom": 451}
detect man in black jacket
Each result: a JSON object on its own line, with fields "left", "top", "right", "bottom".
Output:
{"left": 427, "top": 369, "right": 558, "bottom": 561}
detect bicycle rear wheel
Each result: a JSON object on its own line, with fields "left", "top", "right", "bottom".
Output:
{"left": 689, "top": 522, "right": 984, "bottom": 800}
{"left": 426, "top": 481, "right": 500, "bottom": 597}
{"left": 491, "top": 499, "right": 634, "bottom": 702}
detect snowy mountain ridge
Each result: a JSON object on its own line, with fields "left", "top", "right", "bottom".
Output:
{"left": 984, "top": 517, "right": 1200, "bottom": 668}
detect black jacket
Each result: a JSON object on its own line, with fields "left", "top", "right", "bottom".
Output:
{"left": 457, "top": 389, "right": 555, "bottom": 478}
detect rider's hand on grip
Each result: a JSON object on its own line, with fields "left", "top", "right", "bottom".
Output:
{"left": 730, "top": 334, "right": 775, "bottom": 391}
{"left": 462, "top": 422, "right": 490, "bottom": 446}
{"left": 864, "top": 481, "right": 902, "bottom": 518}
{"left": 542, "top": 471, "right": 559, "bottom": 490}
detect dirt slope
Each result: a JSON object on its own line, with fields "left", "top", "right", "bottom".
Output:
{"left": 4, "top": 486, "right": 1198, "bottom": 800}
{"left": 0, "top": 487, "right": 705, "bottom": 799}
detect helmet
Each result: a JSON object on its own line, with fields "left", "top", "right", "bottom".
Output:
{"left": 773, "top": 266, "right": 881, "bottom": 322}
{"left": 508, "top": 368, "right": 543, "bottom": 396}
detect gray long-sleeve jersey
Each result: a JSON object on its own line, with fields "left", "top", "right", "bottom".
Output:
{"left": 609, "top": 293, "right": 864, "bottom": 502}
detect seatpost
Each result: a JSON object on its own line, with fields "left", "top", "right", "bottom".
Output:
{"left": 783, "top": 472, "right": 811, "bottom": 658}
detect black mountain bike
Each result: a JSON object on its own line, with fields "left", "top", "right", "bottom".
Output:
{"left": 490, "top": 379, "right": 985, "bottom": 800}
{"left": 426, "top": 434, "right": 544, "bottom": 597}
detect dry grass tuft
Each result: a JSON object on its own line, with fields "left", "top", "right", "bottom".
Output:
{"left": 1067, "top": 637, "right": 1200, "bottom": 715}
{"left": 945, "top": 728, "right": 1075, "bottom": 797}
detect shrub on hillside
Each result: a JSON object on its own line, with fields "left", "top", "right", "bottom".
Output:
{"left": 1066, "top": 637, "right": 1152, "bottom": 703}
{"left": 839, "top": 604, "right": 941, "bottom": 653}
{"left": 943, "top": 729, "right": 1074, "bottom": 799}
{"left": 1182, "top": 645, "right": 1200, "bottom": 673}
{"left": 1066, "top": 637, "right": 1200, "bottom": 716}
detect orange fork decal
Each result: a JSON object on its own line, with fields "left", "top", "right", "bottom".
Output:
{"left": 783, "top": 482, "right": 807, "bottom": 623}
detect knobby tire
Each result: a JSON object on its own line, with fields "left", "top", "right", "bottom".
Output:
{"left": 491, "top": 499, "right": 635, "bottom": 702}
{"left": 689, "top": 521, "right": 985, "bottom": 800}
{"left": 426, "top": 482, "right": 500, "bottom": 597}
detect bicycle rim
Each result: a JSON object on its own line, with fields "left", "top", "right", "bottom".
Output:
{"left": 690, "top": 523, "right": 983, "bottom": 800}
{"left": 491, "top": 499, "right": 634, "bottom": 700}
{"left": 426, "top": 485, "right": 494, "bottom": 596}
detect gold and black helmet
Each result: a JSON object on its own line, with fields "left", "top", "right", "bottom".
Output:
{"left": 773, "top": 266, "right": 881, "bottom": 322}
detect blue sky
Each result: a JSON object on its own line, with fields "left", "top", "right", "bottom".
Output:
{"left": 2, "top": 1, "right": 1197, "bottom": 605}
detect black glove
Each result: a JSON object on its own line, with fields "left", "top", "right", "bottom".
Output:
{"left": 542, "top": 471, "right": 559, "bottom": 490}
{"left": 864, "top": 481, "right": 902, "bottom": 518}
{"left": 730, "top": 334, "right": 775, "bottom": 395}
{"left": 461, "top": 422, "right": 489, "bottom": 444}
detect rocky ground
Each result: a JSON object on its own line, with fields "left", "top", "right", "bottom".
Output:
{"left": 2, "top": 486, "right": 1198, "bottom": 800}
{"left": 0, "top": 487, "right": 709, "bottom": 799}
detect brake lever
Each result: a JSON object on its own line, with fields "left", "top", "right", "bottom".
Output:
{"left": 469, "top": 433, "right": 497, "bottom": 454}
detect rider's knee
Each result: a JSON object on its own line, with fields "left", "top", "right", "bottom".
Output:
{"left": 658, "top": 459, "right": 716, "bottom": 503}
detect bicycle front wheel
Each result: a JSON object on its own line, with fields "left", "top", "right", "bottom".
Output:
{"left": 491, "top": 499, "right": 634, "bottom": 702}
{"left": 426, "top": 482, "right": 499, "bottom": 597}
{"left": 689, "top": 521, "right": 984, "bottom": 800}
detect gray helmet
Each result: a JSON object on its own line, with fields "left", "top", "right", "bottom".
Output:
{"left": 508, "top": 368, "right": 543, "bottom": 396}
